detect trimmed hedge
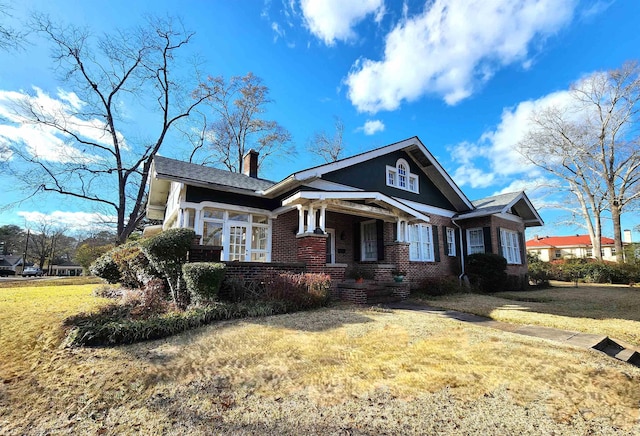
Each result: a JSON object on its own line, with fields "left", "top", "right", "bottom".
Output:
{"left": 141, "top": 228, "right": 195, "bottom": 309}
{"left": 90, "top": 252, "right": 121, "bottom": 284}
{"left": 549, "top": 258, "right": 640, "bottom": 284}
{"left": 466, "top": 253, "right": 507, "bottom": 293}
{"left": 63, "top": 300, "right": 291, "bottom": 346}
{"left": 183, "top": 262, "right": 226, "bottom": 305}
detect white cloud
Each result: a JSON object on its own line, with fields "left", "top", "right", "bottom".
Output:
{"left": 300, "top": 0, "right": 385, "bottom": 45}
{"left": 346, "top": 0, "right": 577, "bottom": 113}
{"left": 18, "top": 210, "right": 116, "bottom": 232}
{"left": 360, "top": 119, "right": 385, "bottom": 135}
{"left": 0, "top": 87, "right": 127, "bottom": 163}
{"left": 449, "top": 88, "right": 574, "bottom": 189}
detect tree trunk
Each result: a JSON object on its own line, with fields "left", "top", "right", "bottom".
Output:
{"left": 611, "top": 204, "right": 624, "bottom": 262}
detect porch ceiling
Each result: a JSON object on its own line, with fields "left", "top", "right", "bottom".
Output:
{"left": 282, "top": 191, "right": 430, "bottom": 223}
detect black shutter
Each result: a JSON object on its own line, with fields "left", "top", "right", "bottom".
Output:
{"left": 443, "top": 226, "right": 449, "bottom": 256}
{"left": 518, "top": 232, "right": 526, "bottom": 264}
{"left": 353, "top": 222, "right": 361, "bottom": 261}
{"left": 460, "top": 228, "right": 466, "bottom": 257}
{"left": 376, "top": 220, "right": 385, "bottom": 261}
{"left": 433, "top": 225, "right": 440, "bottom": 262}
{"left": 483, "top": 227, "right": 492, "bottom": 254}
{"left": 496, "top": 227, "right": 502, "bottom": 258}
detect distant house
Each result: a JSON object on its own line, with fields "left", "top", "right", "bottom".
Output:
{"left": 0, "top": 255, "right": 24, "bottom": 275}
{"left": 146, "top": 136, "right": 543, "bottom": 298}
{"left": 50, "top": 262, "right": 84, "bottom": 277}
{"left": 526, "top": 235, "right": 618, "bottom": 262}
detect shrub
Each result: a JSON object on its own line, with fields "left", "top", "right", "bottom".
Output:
{"left": 262, "top": 272, "right": 331, "bottom": 310}
{"left": 90, "top": 252, "right": 121, "bottom": 284}
{"left": 416, "top": 276, "right": 465, "bottom": 296}
{"left": 183, "top": 262, "right": 226, "bottom": 305}
{"left": 466, "top": 253, "right": 507, "bottom": 293}
{"left": 527, "top": 253, "right": 551, "bottom": 287}
{"left": 141, "top": 228, "right": 195, "bottom": 309}
{"left": 63, "top": 300, "right": 291, "bottom": 347}
{"left": 110, "top": 241, "right": 160, "bottom": 289}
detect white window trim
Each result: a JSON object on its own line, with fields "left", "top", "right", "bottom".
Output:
{"left": 326, "top": 228, "right": 336, "bottom": 264}
{"left": 467, "top": 228, "right": 485, "bottom": 255}
{"left": 408, "top": 223, "right": 434, "bottom": 262}
{"left": 446, "top": 227, "right": 456, "bottom": 256}
{"left": 500, "top": 229, "right": 522, "bottom": 265}
{"left": 200, "top": 208, "right": 272, "bottom": 262}
{"left": 361, "top": 220, "right": 378, "bottom": 261}
{"left": 386, "top": 158, "right": 419, "bottom": 193}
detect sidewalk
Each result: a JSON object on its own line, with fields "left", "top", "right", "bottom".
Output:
{"left": 388, "top": 301, "right": 640, "bottom": 368}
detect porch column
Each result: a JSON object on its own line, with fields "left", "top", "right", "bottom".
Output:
{"left": 297, "top": 205, "right": 305, "bottom": 235}
{"left": 178, "top": 209, "right": 185, "bottom": 228}
{"left": 319, "top": 205, "right": 326, "bottom": 231}
{"left": 307, "top": 205, "right": 316, "bottom": 233}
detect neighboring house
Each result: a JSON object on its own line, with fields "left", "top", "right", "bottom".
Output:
{"left": 49, "top": 262, "right": 84, "bottom": 276}
{"left": 0, "top": 255, "right": 24, "bottom": 275}
{"left": 526, "top": 235, "right": 619, "bottom": 262}
{"left": 146, "top": 136, "right": 543, "bottom": 293}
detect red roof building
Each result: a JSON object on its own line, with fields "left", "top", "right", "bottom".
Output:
{"left": 526, "top": 235, "right": 617, "bottom": 262}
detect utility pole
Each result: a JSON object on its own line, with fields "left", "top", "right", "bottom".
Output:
{"left": 22, "top": 228, "right": 30, "bottom": 271}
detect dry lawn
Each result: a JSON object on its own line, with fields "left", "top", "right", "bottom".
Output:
{"left": 1, "top": 281, "right": 640, "bottom": 434}
{"left": 420, "top": 282, "right": 640, "bottom": 347}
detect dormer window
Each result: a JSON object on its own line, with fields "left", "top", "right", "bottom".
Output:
{"left": 386, "top": 158, "right": 418, "bottom": 193}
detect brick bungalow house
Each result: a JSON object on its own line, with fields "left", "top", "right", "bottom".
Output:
{"left": 146, "top": 137, "right": 542, "bottom": 300}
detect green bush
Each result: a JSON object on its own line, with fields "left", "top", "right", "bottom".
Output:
{"left": 416, "top": 276, "right": 465, "bottom": 296}
{"left": 141, "top": 228, "right": 195, "bottom": 309}
{"left": 183, "top": 262, "right": 226, "bottom": 305}
{"left": 549, "top": 259, "right": 639, "bottom": 284}
{"left": 466, "top": 253, "right": 507, "bottom": 293}
{"left": 90, "top": 252, "right": 121, "bottom": 284}
{"left": 110, "top": 241, "right": 160, "bottom": 289}
{"left": 63, "top": 300, "right": 291, "bottom": 346}
{"left": 527, "top": 253, "right": 551, "bottom": 287}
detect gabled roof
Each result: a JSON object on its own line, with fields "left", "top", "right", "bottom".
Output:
{"left": 454, "top": 191, "right": 544, "bottom": 227}
{"left": 261, "top": 136, "right": 474, "bottom": 211}
{"left": 0, "top": 255, "right": 23, "bottom": 267}
{"left": 527, "top": 235, "right": 615, "bottom": 248}
{"left": 153, "top": 156, "right": 275, "bottom": 192}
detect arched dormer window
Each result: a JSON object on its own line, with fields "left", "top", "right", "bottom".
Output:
{"left": 386, "top": 158, "right": 419, "bottom": 193}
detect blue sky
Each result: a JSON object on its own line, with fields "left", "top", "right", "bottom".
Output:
{"left": 0, "top": 0, "right": 638, "bottom": 240}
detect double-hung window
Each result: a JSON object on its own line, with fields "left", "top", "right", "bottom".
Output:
{"left": 500, "top": 229, "right": 521, "bottom": 264}
{"left": 467, "top": 228, "right": 485, "bottom": 254}
{"left": 408, "top": 223, "right": 434, "bottom": 261}
{"left": 386, "top": 159, "right": 419, "bottom": 193}
{"left": 446, "top": 227, "right": 456, "bottom": 256}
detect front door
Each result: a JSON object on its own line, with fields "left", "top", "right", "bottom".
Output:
{"left": 228, "top": 224, "right": 248, "bottom": 261}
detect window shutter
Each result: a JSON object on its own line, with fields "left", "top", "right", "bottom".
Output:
{"left": 455, "top": 227, "right": 462, "bottom": 257}
{"left": 433, "top": 225, "right": 440, "bottom": 262}
{"left": 353, "top": 222, "right": 361, "bottom": 261}
{"left": 483, "top": 227, "right": 492, "bottom": 253}
{"left": 376, "top": 220, "right": 385, "bottom": 261}
{"left": 497, "top": 227, "right": 502, "bottom": 257}
{"left": 518, "top": 232, "right": 525, "bottom": 264}
{"left": 460, "top": 228, "right": 466, "bottom": 257}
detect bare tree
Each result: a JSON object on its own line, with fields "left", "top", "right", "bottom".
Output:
{"left": 6, "top": 15, "right": 212, "bottom": 244}
{"left": 307, "top": 116, "right": 345, "bottom": 163}
{"left": 0, "top": 2, "right": 26, "bottom": 51}
{"left": 519, "top": 61, "right": 640, "bottom": 261}
{"left": 196, "top": 72, "right": 293, "bottom": 172}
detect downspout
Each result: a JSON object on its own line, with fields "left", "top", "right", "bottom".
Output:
{"left": 451, "top": 217, "right": 465, "bottom": 284}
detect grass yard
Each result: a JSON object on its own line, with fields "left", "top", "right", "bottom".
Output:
{"left": 419, "top": 281, "right": 640, "bottom": 347}
{"left": 1, "top": 280, "right": 640, "bottom": 434}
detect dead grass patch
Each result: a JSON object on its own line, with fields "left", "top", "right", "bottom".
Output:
{"left": 421, "top": 285, "right": 640, "bottom": 346}
{"left": 1, "top": 284, "right": 639, "bottom": 434}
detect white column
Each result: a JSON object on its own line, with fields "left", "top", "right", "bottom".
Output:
{"left": 178, "top": 209, "right": 184, "bottom": 228}
{"left": 319, "top": 205, "right": 326, "bottom": 231}
{"left": 297, "top": 205, "right": 305, "bottom": 235}
{"left": 396, "top": 219, "right": 402, "bottom": 242}
{"left": 307, "top": 205, "right": 316, "bottom": 232}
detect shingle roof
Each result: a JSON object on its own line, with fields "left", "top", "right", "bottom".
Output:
{"left": 526, "top": 235, "right": 615, "bottom": 248}
{"left": 153, "top": 156, "right": 275, "bottom": 192}
{"left": 0, "top": 255, "right": 22, "bottom": 266}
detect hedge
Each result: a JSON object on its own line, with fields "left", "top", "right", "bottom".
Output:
{"left": 183, "top": 262, "right": 226, "bottom": 304}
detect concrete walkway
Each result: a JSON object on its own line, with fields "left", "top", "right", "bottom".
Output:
{"left": 388, "top": 301, "right": 640, "bottom": 368}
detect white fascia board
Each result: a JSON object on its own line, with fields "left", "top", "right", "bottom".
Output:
{"left": 495, "top": 212, "right": 525, "bottom": 223}
{"left": 304, "top": 179, "right": 363, "bottom": 192}
{"left": 180, "top": 201, "right": 275, "bottom": 217}
{"left": 282, "top": 191, "right": 430, "bottom": 222}
{"left": 392, "top": 197, "right": 456, "bottom": 218}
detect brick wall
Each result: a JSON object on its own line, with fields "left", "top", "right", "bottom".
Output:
{"left": 296, "top": 234, "right": 327, "bottom": 273}
{"left": 272, "top": 209, "right": 299, "bottom": 263}
{"left": 222, "top": 261, "right": 306, "bottom": 282}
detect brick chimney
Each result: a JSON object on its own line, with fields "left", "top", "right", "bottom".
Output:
{"left": 243, "top": 149, "right": 259, "bottom": 178}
